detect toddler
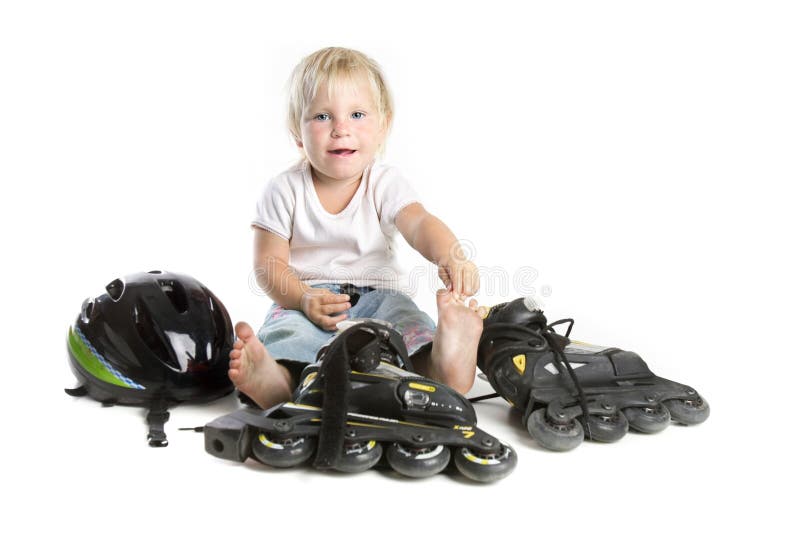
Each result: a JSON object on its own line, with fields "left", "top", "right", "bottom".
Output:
{"left": 229, "top": 47, "right": 484, "bottom": 409}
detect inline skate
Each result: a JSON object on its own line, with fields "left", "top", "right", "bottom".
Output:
{"left": 205, "top": 319, "right": 517, "bottom": 482}
{"left": 476, "top": 297, "right": 709, "bottom": 451}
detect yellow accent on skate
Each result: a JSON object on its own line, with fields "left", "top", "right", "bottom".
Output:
{"left": 409, "top": 382, "right": 436, "bottom": 392}
{"left": 453, "top": 425, "right": 475, "bottom": 439}
{"left": 301, "top": 372, "right": 317, "bottom": 388}
{"left": 463, "top": 451, "right": 489, "bottom": 465}
{"left": 513, "top": 354, "right": 526, "bottom": 374}
{"left": 258, "top": 434, "right": 282, "bottom": 449}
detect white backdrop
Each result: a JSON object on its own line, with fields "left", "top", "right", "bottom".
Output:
{"left": 1, "top": 1, "right": 797, "bottom": 532}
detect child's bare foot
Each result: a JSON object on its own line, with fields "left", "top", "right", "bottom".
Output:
{"left": 424, "top": 290, "right": 484, "bottom": 394}
{"left": 228, "top": 321, "right": 294, "bottom": 409}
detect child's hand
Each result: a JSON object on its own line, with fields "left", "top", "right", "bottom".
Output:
{"left": 437, "top": 259, "right": 480, "bottom": 297}
{"left": 300, "top": 288, "right": 351, "bottom": 331}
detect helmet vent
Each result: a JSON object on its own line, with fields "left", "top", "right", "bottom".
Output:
{"left": 208, "top": 296, "right": 227, "bottom": 350}
{"left": 80, "top": 299, "right": 94, "bottom": 323}
{"left": 159, "top": 279, "right": 189, "bottom": 314}
{"left": 148, "top": 270, "right": 163, "bottom": 274}
{"left": 106, "top": 279, "right": 124, "bottom": 302}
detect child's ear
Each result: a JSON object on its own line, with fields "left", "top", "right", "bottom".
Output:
{"left": 294, "top": 136, "right": 303, "bottom": 148}
{"left": 383, "top": 112, "right": 393, "bottom": 133}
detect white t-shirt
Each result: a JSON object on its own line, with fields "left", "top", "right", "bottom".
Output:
{"left": 252, "top": 159, "right": 421, "bottom": 290}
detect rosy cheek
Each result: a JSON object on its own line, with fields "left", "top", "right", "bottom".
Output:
{"left": 302, "top": 123, "right": 328, "bottom": 144}
{"left": 355, "top": 121, "right": 378, "bottom": 135}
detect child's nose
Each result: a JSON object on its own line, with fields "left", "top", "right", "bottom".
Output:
{"left": 331, "top": 119, "right": 349, "bottom": 137}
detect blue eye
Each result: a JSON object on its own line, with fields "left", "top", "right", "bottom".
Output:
{"left": 314, "top": 113, "right": 330, "bottom": 121}
{"left": 351, "top": 111, "right": 365, "bottom": 119}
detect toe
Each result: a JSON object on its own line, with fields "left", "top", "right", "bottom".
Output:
{"left": 435, "top": 289, "right": 451, "bottom": 308}
{"left": 235, "top": 321, "right": 255, "bottom": 340}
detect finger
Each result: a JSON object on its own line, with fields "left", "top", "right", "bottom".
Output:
{"left": 467, "top": 298, "right": 478, "bottom": 311}
{"left": 462, "top": 284, "right": 475, "bottom": 297}
{"left": 463, "top": 269, "right": 479, "bottom": 296}
{"left": 453, "top": 268, "right": 463, "bottom": 296}
{"left": 473, "top": 268, "right": 481, "bottom": 294}
{"left": 304, "top": 288, "right": 328, "bottom": 300}
{"left": 321, "top": 302, "right": 351, "bottom": 315}
{"left": 322, "top": 293, "right": 350, "bottom": 304}
{"left": 438, "top": 266, "right": 452, "bottom": 290}
{"left": 321, "top": 314, "right": 348, "bottom": 331}
{"left": 316, "top": 314, "right": 336, "bottom": 330}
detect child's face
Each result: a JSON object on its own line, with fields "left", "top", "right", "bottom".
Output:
{"left": 298, "top": 76, "right": 386, "bottom": 184}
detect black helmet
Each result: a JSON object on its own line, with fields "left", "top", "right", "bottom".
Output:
{"left": 66, "top": 270, "right": 235, "bottom": 446}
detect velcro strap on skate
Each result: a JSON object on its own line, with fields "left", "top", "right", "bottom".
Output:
{"left": 313, "top": 321, "right": 411, "bottom": 469}
{"left": 313, "top": 334, "right": 351, "bottom": 470}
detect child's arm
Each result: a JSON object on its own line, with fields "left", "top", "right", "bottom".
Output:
{"left": 253, "top": 228, "right": 350, "bottom": 330}
{"left": 395, "top": 203, "right": 479, "bottom": 296}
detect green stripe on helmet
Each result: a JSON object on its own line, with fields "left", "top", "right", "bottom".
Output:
{"left": 68, "top": 326, "right": 136, "bottom": 389}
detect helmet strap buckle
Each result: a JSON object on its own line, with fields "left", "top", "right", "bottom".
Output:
{"left": 146, "top": 403, "right": 171, "bottom": 447}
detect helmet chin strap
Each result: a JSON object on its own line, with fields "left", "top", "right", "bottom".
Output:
{"left": 64, "top": 385, "right": 88, "bottom": 397}
{"left": 65, "top": 384, "right": 173, "bottom": 446}
{"left": 146, "top": 399, "right": 171, "bottom": 447}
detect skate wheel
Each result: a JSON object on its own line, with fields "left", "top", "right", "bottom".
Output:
{"left": 527, "top": 408, "right": 584, "bottom": 451}
{"left": 385, "top": 443, "right": 451, "bottom": 478}
{"left": 334, "top": 440, "right": 383, "bottom": 473}
{"left": 623, "top": 403, "right": 671, "bottom": 433}
{"left": 252, "top": 433, "right": 315, "bottom": 468}
{"left": 453, "top": 443, "right": 517, "bottom": 483}
{"left": 664, "top": 396, "right": 710, "bottom": 425}
{"left": 586, "top": 411, "right": 629, "bottom": 443}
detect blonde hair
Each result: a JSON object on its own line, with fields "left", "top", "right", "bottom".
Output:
{"left": 286, "top": 47, "right": 393, "bottom": 148}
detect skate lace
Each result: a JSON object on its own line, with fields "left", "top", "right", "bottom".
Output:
{"left": 542, "top": 320, "right": 593, "bottom": 440}
{"left": 472, "top": 317, "right": 593, "bottom": 439}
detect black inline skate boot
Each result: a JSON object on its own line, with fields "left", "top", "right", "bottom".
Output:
{"left": 205, "top": 319, "right": 517, "bottom": 482}
{"left": 476, "top": 297, "right": 709, "bottom": 452}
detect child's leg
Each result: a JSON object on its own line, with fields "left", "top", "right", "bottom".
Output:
{"left": 256, "top": 305, "right": 335, "bottom": 364}
{"left": 354, "top": 288, "right": 436, "bottom": 354}
{"left": 230, "top": 305, "right": 335, "bottom": 409}
{"left": 359, "top": 289, "right": 483, "bottom": 394}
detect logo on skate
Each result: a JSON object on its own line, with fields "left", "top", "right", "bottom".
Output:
{"left": 544, "top": 362, "right": 586, "bottom": 375}
{"left": 454, "top": 425, "right": 475, "bottom": 439}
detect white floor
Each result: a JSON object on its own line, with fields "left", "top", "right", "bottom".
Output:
{"left": 3, "top": 1, "right": 798, "bottom": 532}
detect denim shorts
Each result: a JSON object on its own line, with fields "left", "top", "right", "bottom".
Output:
{"left": 256, "top": 283, "right": 436, "bottom": 364}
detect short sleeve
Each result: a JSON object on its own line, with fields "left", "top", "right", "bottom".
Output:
{"left": 252, "top": 173, "right": 295, "bottom": 241}
{"left": 372, "top": 165, "right": 422, "bottom": 231}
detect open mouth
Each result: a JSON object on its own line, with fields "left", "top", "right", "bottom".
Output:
{"left": 328, "top": 149, "right": 356, "bottom": 156}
